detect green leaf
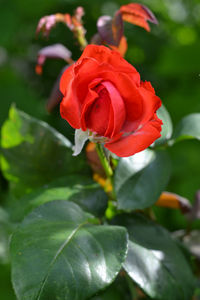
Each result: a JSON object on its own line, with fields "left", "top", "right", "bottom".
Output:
{"left": 172, "top": 113, "right": 200, "bottom": 143}
{"left": 154, "top": 104, "right": 173, "bottom": 146}
{"left": 11, "top": 201, "right": 128, "bottom": 300}
{"left": 114, "top": 150, "right": 171, "bottom": 210}
{"left": 115, "top": 214, "right": 195, "bottom": 300}
{"left": 9, "top": 176, "right": 108, "bottom": 222}
{"left": 0, "top": 106, "right": 90, "bottom": 197}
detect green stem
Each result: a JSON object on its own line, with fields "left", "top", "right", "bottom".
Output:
{"left": 125, "top": 274, "right": 137, "bottom": 300}
{"left": 95, "top": 143, "right": 113, "bottom": 179}
{"left": 74, "top": 27, "right": 88, "bottom": 50}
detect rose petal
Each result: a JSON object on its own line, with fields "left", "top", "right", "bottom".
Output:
{"left": 72, "top": 60, "right": 139, "bottom": 108}
{"left": 80, "top": 78, "right": 102, "bottom": 131}
{"left": 122, "top": 80, "right": 162, "bottom": 132}
{"left": 138, "top": 81, "right": 162, "bottom": 126}
{"left": 73, "top": 58, "right": 103, "bottom": 102}
{"left": 141, "top": 80, "right": 155, "bottom": 93}
{"left": 102, "top": 81, "right": 125, "bottom": 138}
{"left": 75, "top": 64, "right": 140, "bottom": 106}
{"left": 60, "top": 77, "right": 81, "bottom": 129}
{"left": 105, "top": 116, "right": 162, "bottom": 157}
{"left": 60, "top": 64, "right": 82, "bottom": 129}
{"left": 110, "top": 73, "right": 142, "bottom": 132}
{"left": 60, "top": 64, "right": 74, "bottom": 94}
{"left": 86, "top": 86, "right": 111, "bottom": 136}
{"left": 79, "top": 45, "right": 138, "bottom": 74}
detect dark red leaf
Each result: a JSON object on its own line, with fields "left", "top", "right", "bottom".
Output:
{"left": 120, "top": 3, "right": 158, "bottom": 32}
{"left": 97, "top": 13, "right": 123, "bottom": 46}
{"left": 109, "top": 36, "right": 127, "bottom": 57}
{"left": 112, "top": 11, "right": 124, "bottom": 46}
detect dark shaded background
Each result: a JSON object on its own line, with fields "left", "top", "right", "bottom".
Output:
{"left": 0, "top": 0, "right": 200, "bottom": 298}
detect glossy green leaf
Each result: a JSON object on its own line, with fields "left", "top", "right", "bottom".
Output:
{"left": 11, "top": 201, "right": 128, "bottom": 300}
{"left": 115, "top": 150, "right": 171, "bottom": 210}
{"left": 0, "top": 106, "right": 90, "bottom": 197}
{"left": 172, "top": 113, "right": 200, "bottom": 142}
{"left": 9, "top": 178, "right": 108, "bottom": 222}
{"left": 115, "top": 214, "right": 195, "bottom": 300}
{"left": 154, "top": 104, "right": 173, "bottom": 146}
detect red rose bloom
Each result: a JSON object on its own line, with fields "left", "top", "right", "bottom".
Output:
{"left": 60, "top": 45, "right": 162, "bottom": 157}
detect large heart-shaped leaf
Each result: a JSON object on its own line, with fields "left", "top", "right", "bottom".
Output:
{"left": 11, "top": 201, "right": 128, "bottom": 300}
{"left": 0, "top": 106, "right": 90, "bottom": 196}
{"left": 172, "top": 113, "right": 200, "bottom": 143}
{"left": 115, "top": 214, "right": 195, "bottom": 300}
{"left": 9, "top": 177, "right": 107, "bottom": 222}
{"left": 114, "top": 150, "right": 171, "bottom": 210}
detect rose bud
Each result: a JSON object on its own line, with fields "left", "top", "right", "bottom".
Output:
{"left": 60, "top": 45, "right": 162, "bottom": 157}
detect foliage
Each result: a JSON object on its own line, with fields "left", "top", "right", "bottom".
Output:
{"left": 1, "top": 0, "right": 200, "bottom": 299}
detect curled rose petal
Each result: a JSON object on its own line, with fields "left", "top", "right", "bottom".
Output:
{"left": 79, "top": 45, "right": 139, "bottom": 76}
{"left": 120, "top": 3, "right": 158, "bottom": 32}
{"left": 105, "top": 115, "right": 162, "bottom": 157}
{"left": 60, "top": 45, "right": 162, "bottom": 157}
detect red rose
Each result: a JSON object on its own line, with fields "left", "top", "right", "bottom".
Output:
{"left": 60, "top": 45, "right": 162, "bottom": 157}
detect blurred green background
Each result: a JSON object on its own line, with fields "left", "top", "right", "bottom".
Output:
{"left": 0, "top": 0, "right": 200, "bottom": 298}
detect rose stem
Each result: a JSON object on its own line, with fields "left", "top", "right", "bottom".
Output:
{"left": 75, "top": 26, "right": 88, "bottom": 50}
{"left": 95, "top": 143, "right": 113, "bottom": 179}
